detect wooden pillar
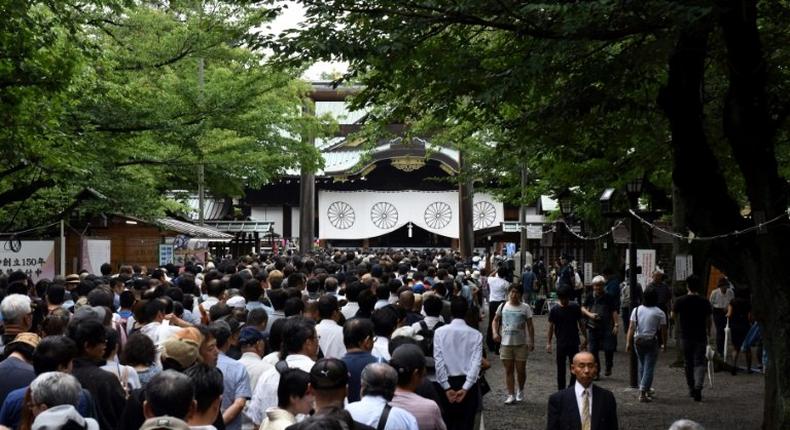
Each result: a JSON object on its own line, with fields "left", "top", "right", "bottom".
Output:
{"left": 458, "top": 151, "right": 474, "bottom": 258}
{"left": 299, "top": 98, "right": 316, "bottom": 254}
{"left": 283, "top": 205, "right": 292, "bottom": 240}
{"left": 299, "top": 172, "right": 315, "bottom": 253}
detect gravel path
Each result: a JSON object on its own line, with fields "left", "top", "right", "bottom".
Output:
{"left": 481, "top": 312, "right": 764, "bottom": 430}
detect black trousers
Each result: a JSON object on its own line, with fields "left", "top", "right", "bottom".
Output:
{"left": 486, "top": 300, "right": 503, "bottom": 353}
{"left": 682, "top": 339, "right": 707, "bottom": 390}
{"left": 588, "top": 330, "right": 614, "bottom": 371}
{"left": 437, "top": 376, "right": 479, "bottom": 430}
{"left": 556, "top": 344, "right": 579, "bottom": 390}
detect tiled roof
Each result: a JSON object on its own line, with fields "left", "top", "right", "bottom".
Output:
{"left": 156, "top": 218, "right": 234, "bottom": 241}
{"left": 208, "top": 220, "right": 275, "bottom": 233}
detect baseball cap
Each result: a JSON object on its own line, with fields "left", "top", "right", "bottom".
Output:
{"left": 139, "top": 417, "right": 190, "bottom": 430}
{"left": 9, "top": 332, "right": 41, "bottom": 349}
{"left": 391, "top": 326, "right": 424, "bottom": 342}
{"left": 226, "top": 296, "right": 246, "bottom": 309}
{"left": 161, "top": 337, "right": 200, "bottom": 369}
{"left": 71, "top": 306, "right": 107, "bottom": 325}
{"left": 238, "top": 326, "right": 265, "bottom": 346}
{"left": 32, "top": 405, "right": 99, "bottom": 430}
{"left": 309, "top": 358, "right": 349, "bottom": 390}
{"left": 389, "top": 344, "right": 426, "bottom": 376}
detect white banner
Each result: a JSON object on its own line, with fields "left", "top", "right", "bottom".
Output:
{"left": 159, "top": 244, "right": 174, "bottom": 266}
{"left": 584, "top": 262, "right": 593, "bottom": 285}
{"left": 626, "top": 249, "right": 657, "bottom": 288}
{"left": 0, "top": 240, "right": 56, "bottom": 281}
{"left": 318, "top": 190, "right": 504, "bottom": 239}
{"left": 81, "top": 239, "right": 111, "bottom": 275}
{"left": 526, "top": 225, "right": 543, "bottom": 239}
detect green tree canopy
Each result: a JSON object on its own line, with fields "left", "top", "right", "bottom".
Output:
{"left": 0, "top": 0, "right": 331, "bottom": 230}
{"left": 274, "top": 1, "right": 790, "bottom": 427}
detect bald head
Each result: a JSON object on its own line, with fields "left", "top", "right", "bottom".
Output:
{"left": 360, "top": 363, "right": 397, "bottom": 401}
{"left": 669, "top": 420, "right": 705, "bottom": 430}
{"left": 572, "top": 351, "right": 595, "bottom": 365}
{"left": 570, "top": 351, "right": 597, "bottom": 388}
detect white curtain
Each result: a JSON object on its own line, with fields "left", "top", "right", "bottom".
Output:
{"left": 318, "top": 190, "right": 503, "bottom": 239}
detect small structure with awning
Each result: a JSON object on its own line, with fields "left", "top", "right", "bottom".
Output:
{"left": 64, "top": 215, "right": 233, "bottom": 272}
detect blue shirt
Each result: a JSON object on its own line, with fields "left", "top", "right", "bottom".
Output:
{"left": 0, "top": 387, "right": 95, "bottom": 429}
{"left": 521, "top": 271, "right": 536, "bottom": 294}
{"left": 246, "top": 301, "right": 265, "bottom": 312}
{"left": 341, "top": 351, "right": 380, "bottom": 403}
{"left": 605, "top": 277, "right": 621, "bottom": 298}
{"left": 216, "top": 353, "right": 251, "bottom": 430}
{"left": 0, "top": 357, "right": 35, "bottom": 405}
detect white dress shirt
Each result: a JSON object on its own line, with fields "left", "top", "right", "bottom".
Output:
{"left": 341, "top": 302, "right": 359, "bottom": 320}
{"left": 238, "top": 352, "right": 273, "bottom": 392}
{"left": 247, "top": 354, "right": 315, "bottom": 425}
{"left": 372, "top": 337, "right": 390, "bottom": 361}
{"left": 710, "top": 288, "right": 734, "bottom": 310}
{"left": 434, "top": 319, "right": 483, "bottom": 391}
{"left": 261, "top": 351, "right": 281, "bottom": 367}
{"left": 374, "top": 300, "right": 390, "bottom": 310}
{"left": 238, "top": 352, "right": 272, "bottom": 430}
{"left": 316, "top": 319, "right": 347, "bottom": 359}
{"left": 346, "top": 395, "right": 419, "bottom": 430}
{"left": 574, "top": 382, "right": 593, "bottom": 423}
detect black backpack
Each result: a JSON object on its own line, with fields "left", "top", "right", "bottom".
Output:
{"left": 417, "top": 320, "right": 444, "bottom": 358}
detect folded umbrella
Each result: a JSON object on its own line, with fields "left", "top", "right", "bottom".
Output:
{"left": 723, "top": 318, "right": 731, "bottom": 361}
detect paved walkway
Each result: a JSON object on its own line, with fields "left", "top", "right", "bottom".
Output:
{"left": 481, "top": 312, "right": 764, "bottom": 429}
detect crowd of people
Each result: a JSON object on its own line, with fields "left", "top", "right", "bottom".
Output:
{"left": 0, "top": 248, "right": 741, "bottom": 430}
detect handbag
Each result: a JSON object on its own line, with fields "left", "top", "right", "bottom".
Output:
{"left": 633, "top": 306, "right": 658, "bottom": 349}
{"left": 479, "top": 374, "right": 491, "bottom": 396}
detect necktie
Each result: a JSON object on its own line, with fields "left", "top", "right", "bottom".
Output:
{"left": 582, "top": 389, "right": 591, "bottom": 430}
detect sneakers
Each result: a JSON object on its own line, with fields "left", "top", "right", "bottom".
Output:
{"left": 639, "top": 391, "right": 652, "bottom": 403}
{"left": 692, "top": 388, "right": 702, "bottom": 402}
{"left": 504, "top": 395, "right": 515, "bottom": 405}
{"left": 516, "top": 390, "right": 524, "bottom": 402}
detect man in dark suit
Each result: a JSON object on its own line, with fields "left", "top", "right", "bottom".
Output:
{"left": 546, "top": 351, "right": 618, "bottom": 430}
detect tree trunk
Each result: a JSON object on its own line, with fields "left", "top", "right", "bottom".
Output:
{"left": 661, "top": 4, "right": 790, "bottom": 429}
{"left": 715, "top": 1, "right": 790, "bottom": 428}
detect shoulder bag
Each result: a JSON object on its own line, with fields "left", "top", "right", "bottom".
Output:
{"left": 633, "top": 306, "right": 658, "bottom": 350}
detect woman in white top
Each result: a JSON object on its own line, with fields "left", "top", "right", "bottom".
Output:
{"left": 100, "top": 328, "right": 141, "bottom": 392}
{"left": 626, "top": 286, "right": 667, "bottom": 403}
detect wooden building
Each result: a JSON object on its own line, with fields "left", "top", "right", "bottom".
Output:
{"left": 64, "top": 214, "right": 232, "bottom": 273}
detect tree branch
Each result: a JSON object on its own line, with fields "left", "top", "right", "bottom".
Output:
{"left": 0, "top": 162, "right": 34, "bottom": 179}
{"left": 0, "top": 179, "right": 56, "bottom": 208}
{"left": 303, "top": 0, "right": 676, "bottom": 41}
{"left": 114, "top": 158, "right": 182, "bottom": 167}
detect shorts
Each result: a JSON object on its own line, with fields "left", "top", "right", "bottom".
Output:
{"left": 500, "top": 344, "right": 529, "bottom": 361}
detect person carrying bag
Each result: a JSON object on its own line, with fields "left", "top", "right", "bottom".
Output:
{"left": 626, "top": 286, "right": 667, "bottom": 403}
